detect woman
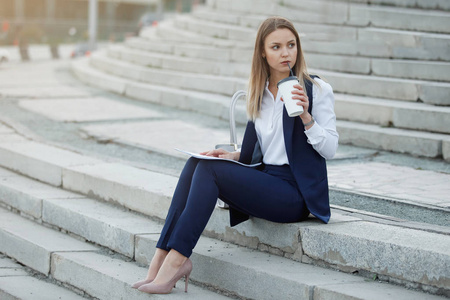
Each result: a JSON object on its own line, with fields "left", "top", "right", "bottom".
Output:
{"left": 132, "top": 16, "right": 339, "bottom": 294}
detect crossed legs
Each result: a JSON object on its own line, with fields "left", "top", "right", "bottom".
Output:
{"left": 134, "top": 157, "right": 306, "bottom": 293}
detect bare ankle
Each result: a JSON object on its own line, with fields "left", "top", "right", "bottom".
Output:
{"left": 166, "top": 250, "right": 187, "bottom": 267}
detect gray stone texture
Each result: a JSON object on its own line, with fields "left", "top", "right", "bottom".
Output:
{"left": 0, "top": 141, "right": 101, "bottom": 186}
{"left": 0, "top": 157, "right": 448, "bottom": 298}
{"left": 313, "top": 281, "right": 447, "bottom": 300}
{"left": 135, "top": 233, "right": 367, "bottom": 300}
{"left": 43, "top": 197, "right": 162, "bottom": 257}
{"left": 300, "top": 221, "right": 450, "bottom": 289}
{"left": 0, "top": 208, "right": 97, "bottom": 275}
{"left": 443, "top": 139, "right": 450, "bottom": 162}
{"left": 337, "top": 121, "right": 446, "bottom": 158}
{"left": 62, "top": 163, "right": 176, "bottom": 219}
{"left": 0, "top": 276, "right": 86, "bottom": 300}
{"left": 51, "top": 251, "right": 231, "bottom": 300}
{"left": 81, "top": 120, "right": 230, "bottom": 157}
{"left": 0, "top": 172, "right": 83, "bottom": 218}
{"left": 18, "top": 97, "right": 162, "bottom": 122}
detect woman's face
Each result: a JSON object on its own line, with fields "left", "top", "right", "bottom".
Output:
{"left": 263, "top": 28, "right": 298, "bottom": 79}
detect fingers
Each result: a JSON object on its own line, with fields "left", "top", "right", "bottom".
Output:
{"left": 200, "top": 149, "right": 229, "bottom": 157}
{"left": 290, "top": 85, "right": 308, "bottom": 107}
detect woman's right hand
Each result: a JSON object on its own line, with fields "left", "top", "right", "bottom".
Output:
{"left": 200, "top": 149, "right": 240, "bottom": 161}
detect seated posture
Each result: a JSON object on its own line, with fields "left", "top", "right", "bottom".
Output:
{"left": 133, "top": 16, "right": 339, "bottom": 294}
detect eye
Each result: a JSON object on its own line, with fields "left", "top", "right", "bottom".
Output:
{"left": 272, "top": 45, "right": 279, "bottom": 50}
{"left": 289, "top": 43, "right": 296, "bottom": 48}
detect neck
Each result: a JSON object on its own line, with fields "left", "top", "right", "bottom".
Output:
{"left": 269, "top": 71, "right": 290, "bottom": 87}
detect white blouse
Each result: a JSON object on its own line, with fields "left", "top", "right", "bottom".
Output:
{"left": 254, "top": 78, "right": 339, "bottom": 165}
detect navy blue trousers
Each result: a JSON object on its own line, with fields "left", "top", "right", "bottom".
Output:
{"left": 156, "top": 157, "right": 309, "bottom": 257}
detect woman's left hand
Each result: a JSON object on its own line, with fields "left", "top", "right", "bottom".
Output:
{"left": 281, "top": 84, "right": 314, "bottom": 128}
{"left": 291, "top": 84, "right": 309, "bottom": 115}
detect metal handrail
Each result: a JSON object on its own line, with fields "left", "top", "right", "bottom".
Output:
{"left": 229, "top": 90, "right": 246, "bottom": 147}
{"left": 215, "top": 90, "right": 246, "bottom": 209}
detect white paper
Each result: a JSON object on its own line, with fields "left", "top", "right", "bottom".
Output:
{"left": 175, "top": 148, "right": 261, "bottom": 168}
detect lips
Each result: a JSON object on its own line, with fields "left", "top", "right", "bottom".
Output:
{"left": 281, "top": 61, "right": 290, "bottom": 65}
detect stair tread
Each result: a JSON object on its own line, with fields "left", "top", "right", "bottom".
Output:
{"left": 337, "top": 120, "right": 450, "bottom": 139}
{"left": 0, "top": 274, "right": 86, "bottom": 300}
{"left": 0, "top": 167, "right": 447, "bottom": 299}
{"left": 96, "top": 47, "right": 450, "bottom": 99}
{"left": 0, "top": 210, "right": 232, "bottom": 300}
{"left": 0, "top": 137, "right": 449, "bottom": 269}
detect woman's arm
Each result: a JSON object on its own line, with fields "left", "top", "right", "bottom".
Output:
{"left": 304, "top": 79, "right": 339, "bottom": 159}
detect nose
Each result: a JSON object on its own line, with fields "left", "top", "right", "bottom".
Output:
{"left": 281, "top": 47, "right": 289, "bottom": 57}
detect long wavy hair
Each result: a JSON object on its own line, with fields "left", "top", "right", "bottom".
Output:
{"left": 247, "top": 16, "right": 313, "bottom": 121}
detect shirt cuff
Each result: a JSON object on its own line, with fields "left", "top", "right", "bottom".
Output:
{"left": 304, "top": 123, "right": 324, "bottom": 144}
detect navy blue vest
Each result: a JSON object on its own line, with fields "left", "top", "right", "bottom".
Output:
{"left": 230, "top": 77, "right": 331, "bottom": 226}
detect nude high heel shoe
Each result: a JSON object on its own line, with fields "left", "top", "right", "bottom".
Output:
{"left": 138, "top": 258, "right": 192, "bottom": 294}
{"left": 131, "top": 278, "right": 153, "bottom": 289}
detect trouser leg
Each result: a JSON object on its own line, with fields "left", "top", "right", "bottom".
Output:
{"left": 167, "top": 160, "right": 306, "bottom": 257}
{"left": 156, "top": 157, "right": 200, "bottom": 251}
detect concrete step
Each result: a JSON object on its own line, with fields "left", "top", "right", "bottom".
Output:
{"left": 357, "top": 27, "right": 450, "bottom": 62}
{"left": 0, "top": 256, "right": 87, "bottom": 300}
{"left": 87, "top": 43, "right": 450, "bottom": 133}
{"left": 302, "top": 38, "right": 447, "bottom": 61}
{"left": 71, "top": 57, "right": 247, "bottom": 122}
{"left": 107, "top": 44, "right": 250, "bottom": 78}
{"left": 191, "top": 5, "right": 450, "bottom": 53}
{"left": 95, "top": 46, "right": 450, "bottom": 105}
{"left": 0, "top": 167, "right": 448, "bottom": 299}
{"left": 335, "top": 94, "right": 450, "bottom": 134}
{"left": 126, "top": 36, "right": 243, "bottom": 62}
{"left": 149, "top": 15, "right": 448, "bottom": 62}
{"left": 0, "top": 208, "right": 232, "bottom": 300}
{"left": 197, "top": 3, "right": 450, "bottom": 62}
{"left": 0, "top": 257, "right": 87, "bottom": 300}
{"left": 199, "top": 2, "right": 450, "bottom": 35}
{"left": 125, "top": 38, "right": 450, "bottom": 82}
{"left": 0, "top": 171, "right": 162, "bottom": 258}
{"left": 0, "top": 206, "right": 98, "bottom": 276}
{"left": 337, "top": 120, "right": 450, "bottom": 158}
{"left": 314, "top": 68, "right": 450, "bottom": 105}
{"left": 173, "top": 15, "right": 256, "bottom": 42}
{"left": 51, "top": 251, "right": 231, "bottom": 300}
{"left": 0, "top": 137, "right": 449, "bottom": 294}
{"left": 207, "top": 0, "right": 450, "bottom": 13}
{"left": 148, "top": 18, "right": 250, "bottom": 48}
{"left": 340, "top": 0, "right": 450, "bottom": 11}
{"left": 181, "top": 13, "right": 358, "bottom": 42}
{"left": 278, "top": 0, "right": 450, "bottom": 33}
{"left": 71, "top": 57, "right": 450, "bottom": 159}
{"left": 89, "top": 51, "right": 247, "bottom": 96}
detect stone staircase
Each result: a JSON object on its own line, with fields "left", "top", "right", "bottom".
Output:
{"left": 1, "top": 0, "right": 450, "bottom": 299}
{"left": 72, "top": 0, "right": 450, "bottom": 160}
{"left": 0, "top": 128, "right": 448, "bottom": 299}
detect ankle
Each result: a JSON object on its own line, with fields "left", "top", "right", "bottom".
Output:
{"left": 166, "top": 250, "right": 188, "bottom": 268}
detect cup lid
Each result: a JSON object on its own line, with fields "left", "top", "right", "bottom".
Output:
{"left": 277, "top": 76, "right": 299, "bottom": 87}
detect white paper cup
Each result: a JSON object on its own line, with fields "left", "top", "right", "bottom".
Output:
{"left": 277, "top": 76, "right": 303, "bottom": 117}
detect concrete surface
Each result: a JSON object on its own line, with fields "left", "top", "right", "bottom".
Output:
{"left": 51, "top": 251, "right": 232, "bottom": 300}
{"left": 0, "top": 276, "right": 86, "bottom": 300}
{"left": 0, "top": 208, "right": 98, "bottom": 275}
{"left": 18, "top": 97, "right": 162, "bottom": 122}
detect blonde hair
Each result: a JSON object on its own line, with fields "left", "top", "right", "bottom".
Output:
{"left": 247, "top": 16, "right": 314, "bottom": 121}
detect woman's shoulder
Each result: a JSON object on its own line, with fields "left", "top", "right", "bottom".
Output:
{"left": 311, "top": 76, "right": 333, "bottom": 96}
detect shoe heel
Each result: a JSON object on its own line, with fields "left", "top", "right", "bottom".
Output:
{"left": 184, "top": 274, "right": 190, "bottom": 293}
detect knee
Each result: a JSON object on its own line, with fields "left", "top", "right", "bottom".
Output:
{"left": 195, "top": 160, "right": 216, "bottom": 178}
{"left": 179, "top": 157, "right": 200, "bottom": 181}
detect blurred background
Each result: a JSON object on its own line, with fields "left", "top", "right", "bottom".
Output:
{"left": 0, "top": 0, "right": 204, "bottom": 60}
